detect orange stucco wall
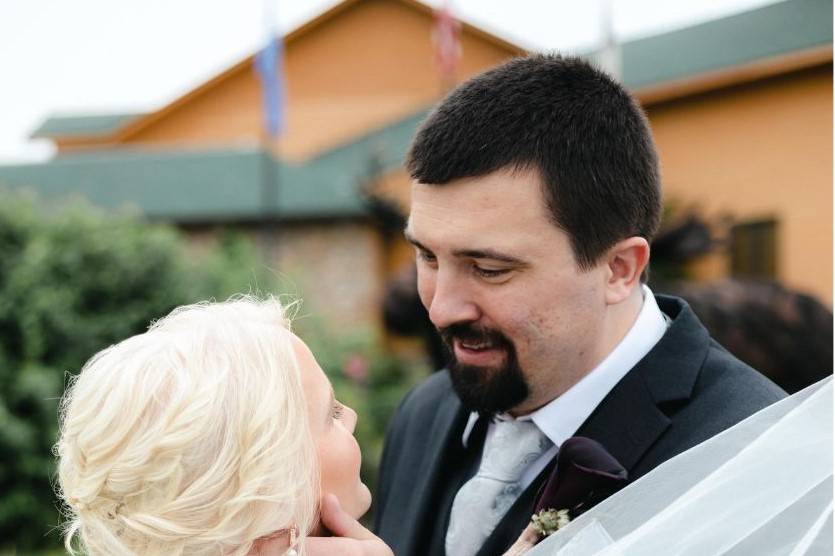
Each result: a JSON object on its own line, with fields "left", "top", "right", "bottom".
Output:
{"left": 647, "top": 65, "right": 832, "bottom": 304}
{"left": 119, "top": 0, "right": 518, "bottom": 161}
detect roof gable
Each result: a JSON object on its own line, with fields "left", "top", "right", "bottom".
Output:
{"left": 77, "top": 0, "right": 522, "bottom": 159}
{"left": 29, "top": 0, "right": 832, "bottom": 146}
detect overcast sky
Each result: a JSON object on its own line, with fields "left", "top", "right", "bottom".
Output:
{"left": 0, "top": 0, "right": 782, "bottom": 163}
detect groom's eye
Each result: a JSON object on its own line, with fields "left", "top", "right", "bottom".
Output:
{"left": 331, "top": 401, "right": 345, "bottom": 420}
{"left": 473, "top": 265, "right": 510, "bottom": 279}
{"left": 417, "top": 249, "right": 437, "bottom": 265}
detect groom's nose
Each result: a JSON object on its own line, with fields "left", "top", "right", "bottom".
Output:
{"left": 421, "top": 268, "right": 480, "bottom": 330}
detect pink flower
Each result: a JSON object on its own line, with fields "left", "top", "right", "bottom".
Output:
{"left": 343, "top": 354, "right": 369, "bottom": 382}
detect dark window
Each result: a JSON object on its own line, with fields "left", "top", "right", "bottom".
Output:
{"left": 730, "top": 219, "right": 777, "bottom": 279}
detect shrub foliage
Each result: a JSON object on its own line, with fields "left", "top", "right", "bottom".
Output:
{"left": 0, "top": 193, "right": 266, "bottom": 551}
{"left": 0, "top": 192, "right": 426, "bottom": 551}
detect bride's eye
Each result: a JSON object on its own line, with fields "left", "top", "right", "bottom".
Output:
{"left": 332, "top": 401, "right": 344, "bottom": 420}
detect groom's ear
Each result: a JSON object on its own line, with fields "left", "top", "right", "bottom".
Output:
{"left": 603, "top": 237, "right": 649, "bottom": 305}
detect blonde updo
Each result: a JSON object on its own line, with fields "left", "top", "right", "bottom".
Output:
{"left": 56, "top": 296, "right": 318, "bottom": 555}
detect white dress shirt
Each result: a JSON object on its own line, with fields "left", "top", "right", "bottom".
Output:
{"left": 461, "top": 285, "right": 670, "bottom": 490}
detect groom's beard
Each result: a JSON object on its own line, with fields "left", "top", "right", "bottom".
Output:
{"left": 439, "top": 323, "right": 529, "bottom": 415}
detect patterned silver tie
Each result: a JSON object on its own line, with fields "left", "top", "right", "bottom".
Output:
{"left": 445, "top": 419, "right": 552, "bottom": 556}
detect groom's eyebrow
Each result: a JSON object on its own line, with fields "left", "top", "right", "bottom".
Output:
{"left": 405, "top": 230, "right": 526, "bottom": 265}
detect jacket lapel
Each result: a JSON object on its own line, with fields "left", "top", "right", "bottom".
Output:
{"left": 577, "top": 296, "right": 708, "bottom": 471}
{"left": 398, "top": 384, "right": 468, "bottom": 556}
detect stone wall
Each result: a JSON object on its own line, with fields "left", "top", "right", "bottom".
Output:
{"left": 274, "top": 221, "right": 385, "bottom": 334}
{"left": 181, "top": 220, "right": 386, "bottom": 337}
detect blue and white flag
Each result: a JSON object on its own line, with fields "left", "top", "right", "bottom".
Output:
{"left": 255, "top": 19, "right": 285, "bottom": 137}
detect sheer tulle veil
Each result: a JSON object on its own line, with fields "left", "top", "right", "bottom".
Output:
{"left": 529, "top": 377, "right": 833, "bottom": 556}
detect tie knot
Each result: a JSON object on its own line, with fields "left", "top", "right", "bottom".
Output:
{"left": 479, "top": 419, "right": 551, "bottom": 482}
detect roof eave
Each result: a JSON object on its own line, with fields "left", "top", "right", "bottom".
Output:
{"left": 635, "top": 44, "right": 833, "bottom": 106}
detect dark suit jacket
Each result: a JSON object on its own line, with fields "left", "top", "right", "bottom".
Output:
{"left": 374, "top": 295, "right": 786, "bottom": 556}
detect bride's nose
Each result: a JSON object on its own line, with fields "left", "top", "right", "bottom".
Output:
{"left": 345, "top": 405, "right": 358, "bottom": 433}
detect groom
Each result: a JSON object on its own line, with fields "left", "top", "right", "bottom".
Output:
{"left": 372, "top": 54, "right": 785, "bottom": 556}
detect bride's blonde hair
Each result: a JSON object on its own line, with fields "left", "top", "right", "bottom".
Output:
{"left": 55, "top": 296, "right": 318, "bottom": 555}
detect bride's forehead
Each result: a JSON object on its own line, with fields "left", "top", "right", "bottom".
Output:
{"left": 290, "top": 334, "right": 316, "bottom": 367}
{"left": 291, "top": 334, "right": 328, "bottom": 387}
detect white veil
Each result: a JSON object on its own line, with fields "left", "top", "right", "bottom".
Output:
{"left": 529, "top": 377, "right": 833, "bottom": 556}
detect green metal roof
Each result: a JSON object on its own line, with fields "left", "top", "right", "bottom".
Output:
{"left": 3, "top": 0, "right": 830, "bottom": 223}
{"left": 30, "top": 112, "right": 145, "bottom": 139}
{"left": 0, "top": 148, "right": 265, "bottom": 221}
{"left": 0, "top": 110, "right": 426, "bottom": 222}
{"left": 613, "top": 0, "right": 831, "bottom": 91}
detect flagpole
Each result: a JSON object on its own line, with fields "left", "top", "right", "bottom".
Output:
{"left": 598, "top": 0, "right": 621, "bottom": 80}
{"left": 260, "top": 134, "right": 278, "bottom": 262}
{"left": 256, "top": 0, "right": 284, "bottom": 264}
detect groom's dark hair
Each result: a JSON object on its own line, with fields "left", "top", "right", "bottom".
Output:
{"left": 406, "top": 54, "right": 661, "bottom": 277}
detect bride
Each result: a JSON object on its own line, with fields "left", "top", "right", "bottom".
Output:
{"left": 56, "top": 296, "right": 391, "bottom": 556}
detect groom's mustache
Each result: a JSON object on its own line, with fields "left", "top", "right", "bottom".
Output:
{"left": 438, "top": 323, "right": 513, "bottom": 354}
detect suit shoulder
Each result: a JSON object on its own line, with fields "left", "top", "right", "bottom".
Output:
{"left": 636, "top": 342, "right": 787, "bottom": 477}
{"left": 395, "top": 370, "right": 455, "bottom": 421}
{"left": 702, "top": 340, "right": 786, "bottom": 401}
{"left": 686, "top": 341, "right": 786, "bottom": 432}
{"left": 375, "top": 370, "right": 458, "bottom": 532}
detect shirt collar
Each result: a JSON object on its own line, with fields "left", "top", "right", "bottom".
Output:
{"left": 462, "top": 285, "right": 669, "bottom": 447}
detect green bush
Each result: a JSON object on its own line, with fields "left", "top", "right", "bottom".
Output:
{"left": 0, "top": 191, "right": 427, "bottom": 552}
{"left": 0, "top": 193, "right": 268, "bottom": 551}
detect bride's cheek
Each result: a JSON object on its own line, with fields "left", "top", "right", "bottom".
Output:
{"left": 352, "top": 436, "right": 364, "bottom": 477}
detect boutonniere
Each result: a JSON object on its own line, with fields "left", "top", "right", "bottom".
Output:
{"left": 503, "top": 437, "right": 628, "bottom": 556}
{"left": 530, "top": 507, "right": 571, "bottom": 537}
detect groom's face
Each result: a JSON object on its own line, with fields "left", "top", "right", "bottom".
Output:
{"left": 406, "top": 167, "right": 610, "bottom": 416}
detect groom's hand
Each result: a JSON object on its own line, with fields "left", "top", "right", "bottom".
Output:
{"left": 305, "top": 494, "right": 393, "bottom": 556}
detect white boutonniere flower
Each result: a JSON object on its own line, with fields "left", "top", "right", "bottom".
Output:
{"left": 530, "top": 508, "right": 571, "bottom": 537}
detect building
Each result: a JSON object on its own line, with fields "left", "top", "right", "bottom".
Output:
{"left": 0, "top": 0, "right": 830, "bottom": 338}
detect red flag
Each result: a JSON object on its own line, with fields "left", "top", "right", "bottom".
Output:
{"left": 432, "top": 1, "right": 461, "bottom": 82}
